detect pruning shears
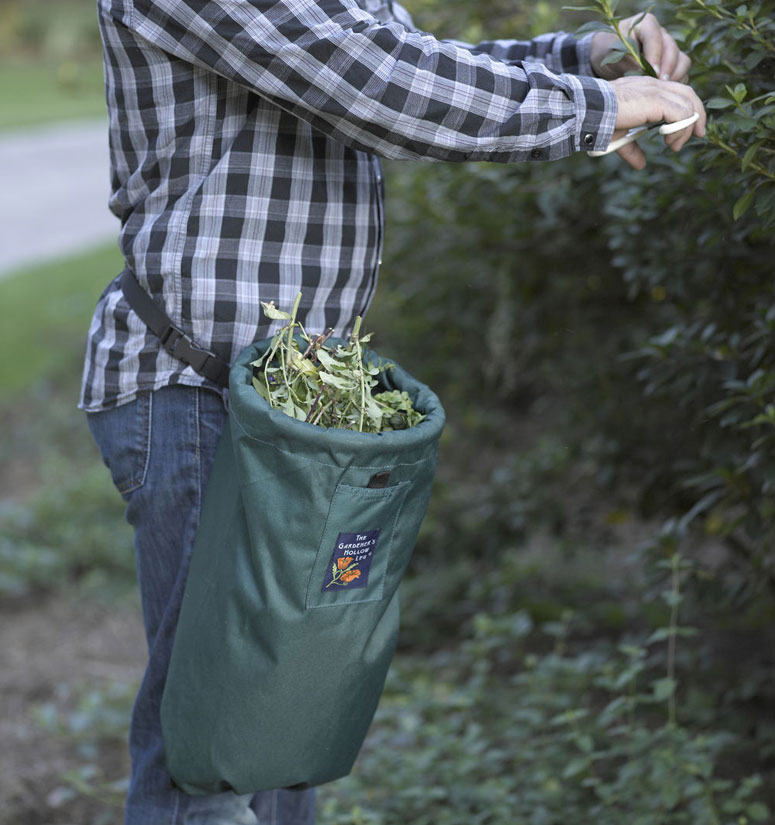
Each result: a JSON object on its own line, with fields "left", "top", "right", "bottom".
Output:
{"left": 587, "top": 112, "right": 700, "bottom": 157}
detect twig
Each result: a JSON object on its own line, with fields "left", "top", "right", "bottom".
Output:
{"left": 351, "top": 316, "right": 366, "bottom": 432}
{"left": 305, "top": 388, "right": 324, "bottom": 423}
{"left": 302, "top": 327, "right": 335, "bottom": 360}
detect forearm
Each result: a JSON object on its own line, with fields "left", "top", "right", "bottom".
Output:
{"left": 126, "top": 0, "right": 616, "bottom": 161}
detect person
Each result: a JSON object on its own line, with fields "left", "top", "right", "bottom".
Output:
{"left": 80, "top": 0, "right": 705, "bottom": 822}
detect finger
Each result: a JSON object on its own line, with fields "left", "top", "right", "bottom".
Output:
{"left": 663, "top": 83, "right": 707, "bottom": 135}
{"left": 616, "top": 141, "right": 647, "bottom": 170}
{"left": 673, "top": 53, "right": 691, "bottom": 84}
{"left": 658, "top": 29, "right": 680, "bottom": 80}
{"left": 664, "top": 129, "right": 688, "bottom": 148}
{"left": 632, "top": 13, "right": 664, "bottom": 76}
{"left": 665, "top": 126, "right": 695, "bottom": 152}
{"left": 662, "top": 106, "right": 704, "bottom": 149}
{"left": 664, "top": 127, "right": 693, "bottom": 151}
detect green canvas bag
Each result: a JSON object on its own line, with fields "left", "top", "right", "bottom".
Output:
{"left": 160, "top": 336, "right": 445, "bottom": 795}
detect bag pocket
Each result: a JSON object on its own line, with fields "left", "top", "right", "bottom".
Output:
{"left": 305, "top": 480, "right": 410, "bottom": 609}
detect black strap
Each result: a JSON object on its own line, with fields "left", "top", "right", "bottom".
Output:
{"left": 120, "top": 268, "right": 231, "bottom": 388}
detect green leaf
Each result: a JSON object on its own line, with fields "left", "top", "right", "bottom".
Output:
{"left": 252, "top": 376, "right": 270, "bottom": 403}
{"left": 315, "top": 348, "right": 341, "bottom": 372}
{"left": 319, "top": 371, "right": 356, "bottom": 390}
{"left": 646, "top": 627, "right": 673, "bottom": 644}
{"left": 260, "top": 301, "right": 292, "bottom": 320}
{"left": 576, "top": 734, "right": 594, "bottom": 754}
{"left": 744, "top": 51, "right": 767, "bottom": 71}
{"left": 652, "top": 677, "right": 676, "bottom": 701}
{"left": 575, "top": 20, "right": 613, "bottom": 35}
{"left": 705, "top": 97, "right": 734, "bottom": 109}
{"left": 727, "top": 82, "right": 747, "bottom": 103}
{"left": 280, "top": 397, "right": 297, "bottom": 418}
{"left": 733, "top": 190, "right": 756, "bottom": 221}
{"left": 741, "top": 140, "right": 763, "bottom": 172}
{"left": 601, "top": 50, "right": 630, "bottom": 67}
{"left": 661, "top": 588, "right": 682, "bottom": 607}
{"left": 561, "top": 757, "right": 589, "bottom": 779}
{"left": 747, "top": 802, "right": 771, "bottom": 822}
{"left": 730, "top": 116, "right": 759, "bottom": 131}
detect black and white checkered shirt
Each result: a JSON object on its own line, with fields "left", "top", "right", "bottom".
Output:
{"left": 80, "top": 0, "right": 617, "bottom": 411}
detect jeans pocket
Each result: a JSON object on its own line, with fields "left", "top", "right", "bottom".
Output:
{"left": 86, "top": 393, "right": 152, "bottom": 498}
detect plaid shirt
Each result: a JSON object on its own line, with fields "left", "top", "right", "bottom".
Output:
{"left": 80, "top": 0, "right": 617, "bottom": 411}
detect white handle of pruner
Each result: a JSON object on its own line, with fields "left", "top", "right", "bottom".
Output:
{"left": 587, "top": 112, "right": 700, "bottom": 158}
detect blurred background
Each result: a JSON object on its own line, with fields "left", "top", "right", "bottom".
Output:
{"left": 0, "top": 0, "right": 773, "bottom": 822}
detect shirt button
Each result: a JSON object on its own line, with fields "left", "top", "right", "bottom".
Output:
{"left": 530, "top": 148, "right": 543, "bottom": 159}
{"left": 583, "top": 133, "right": 595, "bottom": 146}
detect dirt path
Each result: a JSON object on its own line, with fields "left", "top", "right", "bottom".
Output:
{"left": 0, "top": 591, "right": 145, "bottom": 824}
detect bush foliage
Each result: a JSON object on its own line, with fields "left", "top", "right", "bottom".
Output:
{"left": 376, "top": 0, "right": 775, "bottom": 615}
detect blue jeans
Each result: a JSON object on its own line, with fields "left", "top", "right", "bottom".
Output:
{"left": 87, "top": 385, "right": 317, "bottom": 825}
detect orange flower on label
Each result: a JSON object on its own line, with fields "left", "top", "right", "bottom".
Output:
{"left": 336, "top": 557, "right": 352, "bottom": 570}
{"left": 340, "top": 569, "right": 362, "bottom": 584}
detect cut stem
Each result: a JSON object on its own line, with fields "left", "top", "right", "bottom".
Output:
{"left": 351, "top": 316, "right": 366, "bottom": 432}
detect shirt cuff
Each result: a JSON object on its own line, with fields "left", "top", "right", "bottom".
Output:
{"left": 566, "top": 72, "right": 618, "bottom": 153}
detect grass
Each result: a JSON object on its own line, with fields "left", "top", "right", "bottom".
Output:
{"left": 0, "top": 58, "right": 106, "bottom": 131}
{"left": 0, "top": 244, "right": 123, "bottom": 403}
{"left": 0, "top": 0, "right": 105, "bottom": 130}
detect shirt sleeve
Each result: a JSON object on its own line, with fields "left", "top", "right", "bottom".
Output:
{"left": 383, "top": 0, "right": 597, "bottom": 75}
{"left": 124, "top": 0, "right": 617, "bottom": 162}
{"left": 448, "top": 31, "right": 598, "bottom": 77}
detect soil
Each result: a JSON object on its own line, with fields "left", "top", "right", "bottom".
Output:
{"left": 0, "top": 591, "right": 146, "bottom": 825}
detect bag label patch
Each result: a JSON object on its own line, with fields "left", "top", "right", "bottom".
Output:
{"left": 321, "top": 530, "right": 380, "bottom": 591}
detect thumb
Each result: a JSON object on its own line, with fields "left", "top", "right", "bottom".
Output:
{"left": 616, "top": 140, "right": 647, "bottom": 170}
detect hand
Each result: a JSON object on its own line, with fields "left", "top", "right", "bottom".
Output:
{"left": 610, "top": 76, "right": 706, "bottom": 169}
{"left": 590, "top": 12, "right": 691, "bottom": 82}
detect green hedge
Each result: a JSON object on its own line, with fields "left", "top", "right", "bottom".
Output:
{"left": 376, "top": 0, "right": 775, "bottom": 608}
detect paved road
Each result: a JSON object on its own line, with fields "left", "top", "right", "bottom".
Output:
{"left": 0, "top": 119, "right": 117, "bottom": 278}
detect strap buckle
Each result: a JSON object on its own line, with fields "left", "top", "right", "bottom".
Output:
{"left": 159, "top": 324, "right": 222, "bottom": 379}
{"left": 159, "top": 322, "right": 186, "bottom": 352}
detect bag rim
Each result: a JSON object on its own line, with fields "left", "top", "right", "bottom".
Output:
{"left": 228, "top": 338, "right": 446, "bottom": 451}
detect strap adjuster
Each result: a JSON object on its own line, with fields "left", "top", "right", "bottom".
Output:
{"left": 159, "top": 323, "right": 186, "bottom": 352}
